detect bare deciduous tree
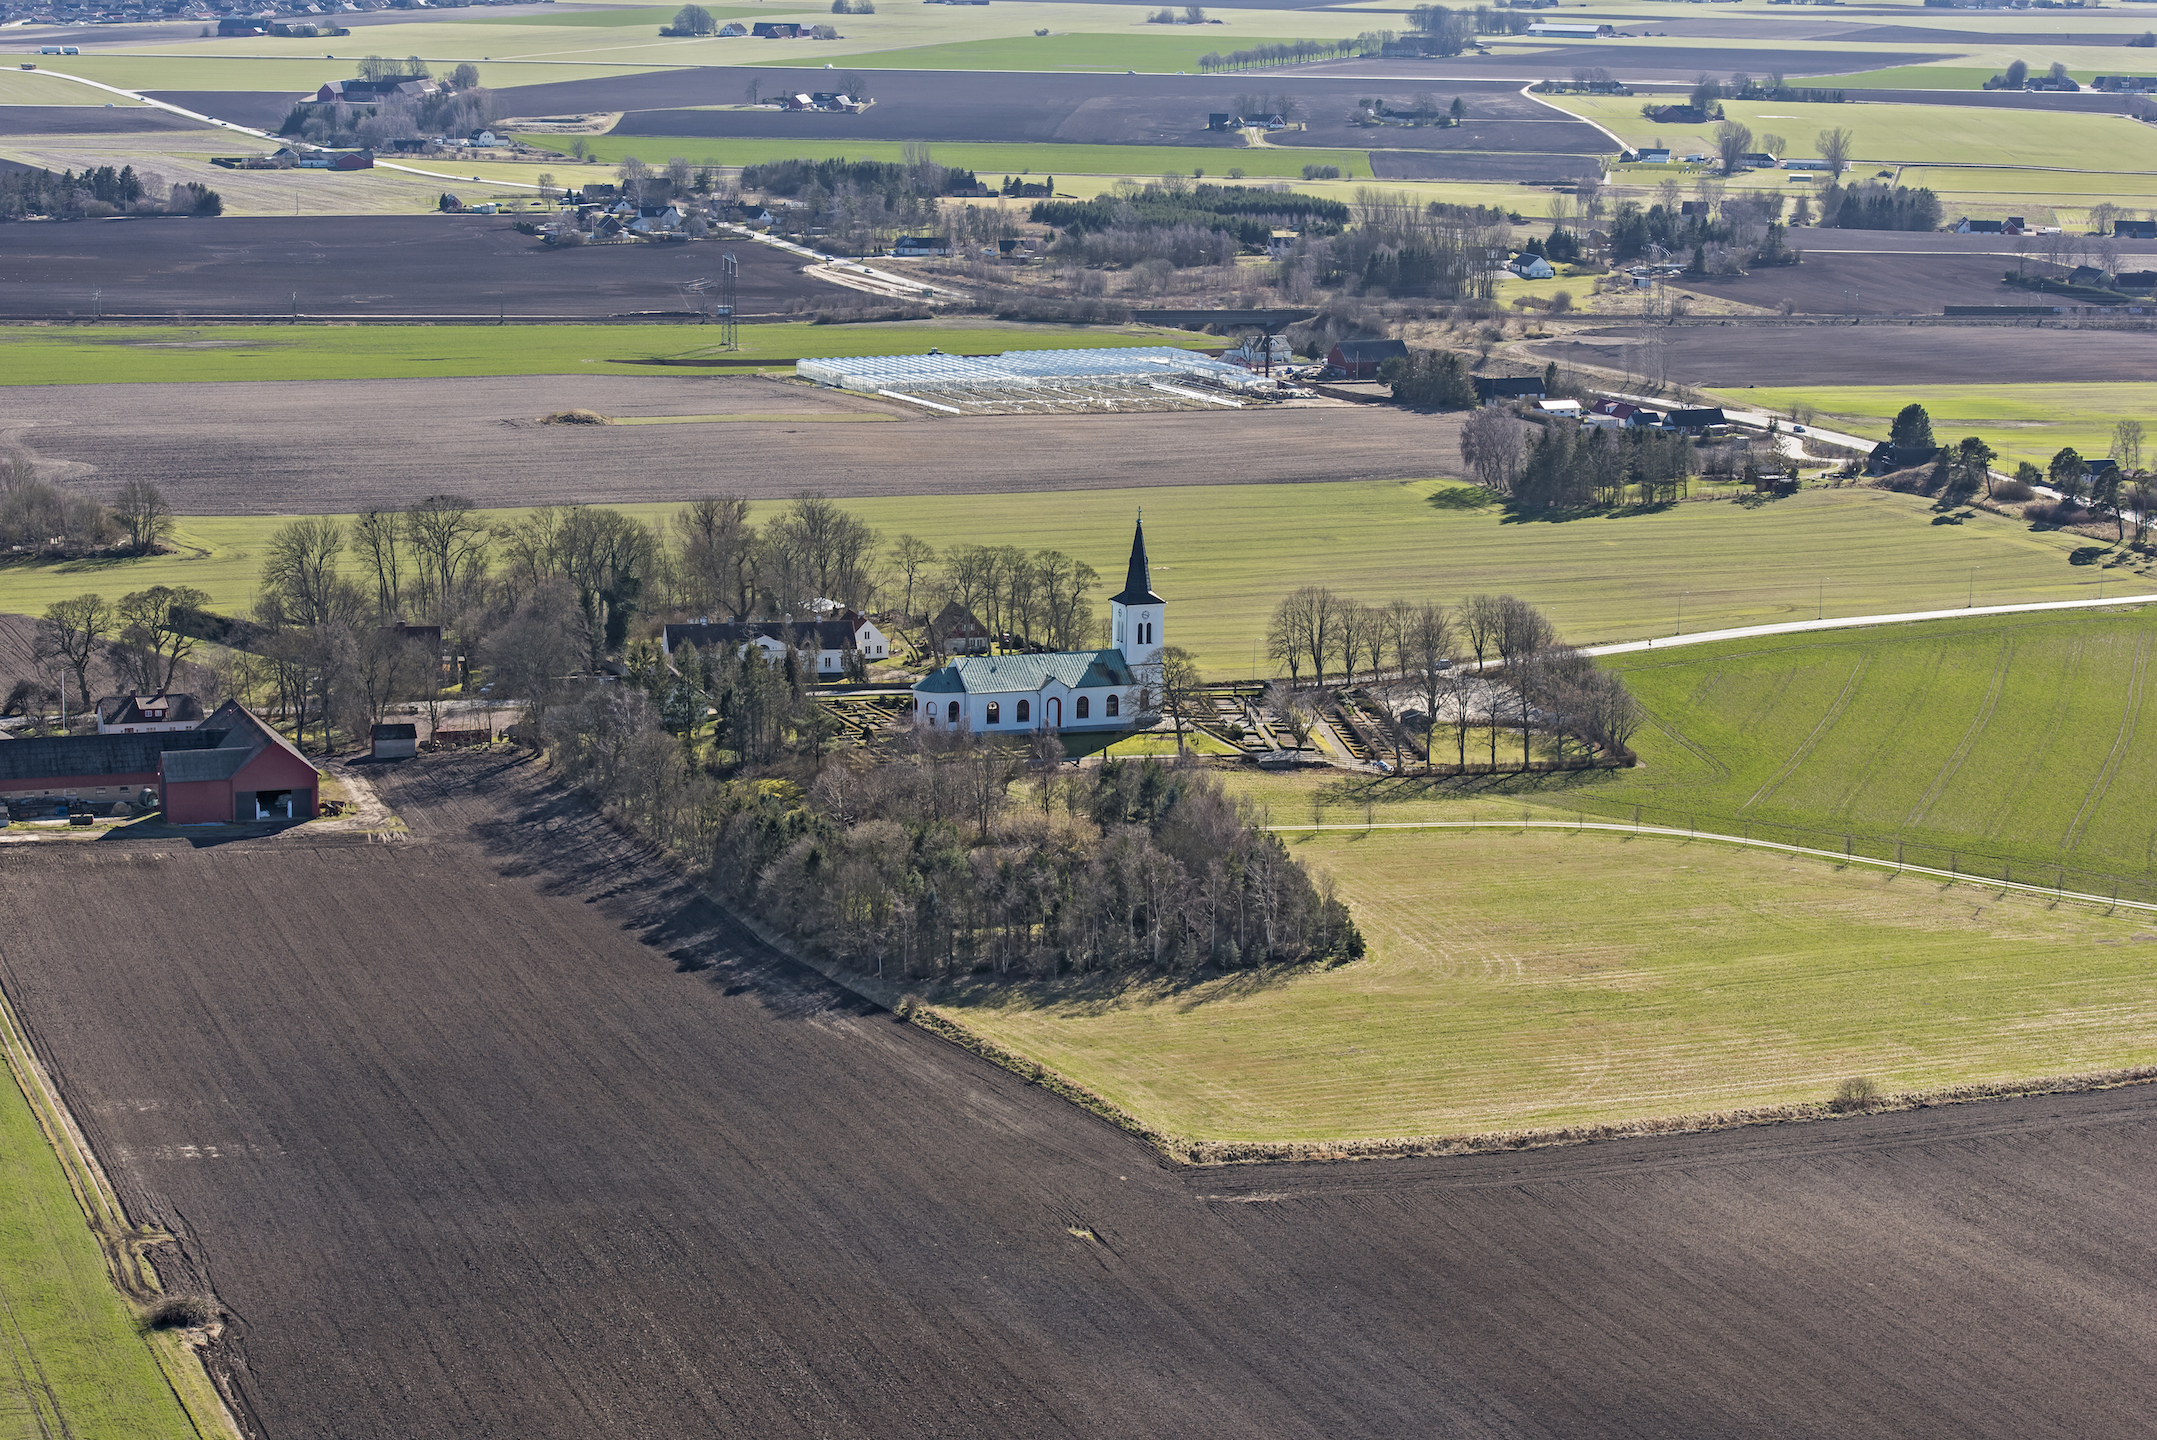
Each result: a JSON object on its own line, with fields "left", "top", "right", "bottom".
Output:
{"left": 112, "top": 480, "right": 173, "bottom": 556}
{"left": 33, "top": 592, "right": 111, "bottom": 717}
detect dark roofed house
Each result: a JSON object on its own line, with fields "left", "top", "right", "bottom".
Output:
{"left": 2069, "top": 264, "right": 2113, "bottom": 288}
{"left": 1662, "top": 406, "right": 1726, "bottom": 434}
{"left": 1328, "top": 338, "right": 1409, "bottom": 381}
{"left": 929, "top": 601, "right": 991, "bottom": 656}
{"left": 95, "top": 692, "right": 206, "bottom": 735}
{"left": 2114, "top": 270, "right": 2157, "bottom": 291}
{"left": 1866, "top": 441, "right": 1943, "bottom": 477}
{"left": 662, "top": 619, "right": 864, "bottom": 677}
{"left": 2116, "top": 219, "right": 2157, "bottom": 240}
{"left": 1473, "top": 374, "right": 1547, "bottom": 404}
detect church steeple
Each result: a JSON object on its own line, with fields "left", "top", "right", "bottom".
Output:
{"left": 1110, "top": 509, "right": 1162, "bottom": 606}
{"left": 1108, "top": 509, "right": 1164, "bottom": 676}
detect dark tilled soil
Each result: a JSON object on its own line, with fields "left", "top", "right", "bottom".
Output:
{"left": 0, "top": 374, "right": 1463, "bottom": 512}
{"left": 0, "top": 106, "right": 215, "bottom": 136}
{"left": 0, "top": 751, "right": 2154, "bottom": 1438}
{"left": 141, "top": 91, "right": 309, "bottom": 132}
{"left": 1534, "top": 323, "right": 2157, "bottom": 387}
{"left": 511, "top": 69, "right": 1605, "bottom": 156}
{"left": 1671, "top": 249, "right": 2131, "bottom": 318}
{"left": 1291, "top": 42, "right": 1944, "bottom": 82}
{"left": 0, "top": 215, "right": 837, "bottom": 320}
{"left": 1368, "top": 147, "right": 1602, "bottom": 180}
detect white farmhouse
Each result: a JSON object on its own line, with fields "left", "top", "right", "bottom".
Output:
{"left": 911, "top": 512, "right": 1165, "bottom": 733}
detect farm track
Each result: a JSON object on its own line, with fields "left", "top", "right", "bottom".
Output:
{"left": 2, "top": 376, "right": 1457, "bottom": 513}
{"left": 1, "top": 754, "right": 2156, "bottom": 1436}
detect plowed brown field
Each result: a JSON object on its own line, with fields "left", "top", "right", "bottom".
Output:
{"left": 2, "top": 376, "right": 1459, "bottom": 513}
{"left": 0, "top": 753, "right": 2152, "bottom": 1438}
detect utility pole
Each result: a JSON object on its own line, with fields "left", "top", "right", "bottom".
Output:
{"left": 719, "top": 250, "right": 739, "bottom": 350}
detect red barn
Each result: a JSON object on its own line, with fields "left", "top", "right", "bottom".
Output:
{"left": 159, "top": 701, "right": 321, "bottom": 823}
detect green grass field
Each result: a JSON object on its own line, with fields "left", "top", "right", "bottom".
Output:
{"left": 516, "top": 132, "right": 1368, "bottom": 180}
{"left": 1725, "top": 383, "right": 2157, "bottom": 471}
{"left": 1808, "top": 64, "right": 2157, "bottom": 90}
{"left": 1579, "top": 608, "right": 2157, "bottom": 890}
{"left": 0, "top": 484, "right": 2128, "bottom": 678}
{"left": 0, "top": 320, "right": 1212, "bottom": 386}
{"left": 1547, "top": 94, "right": 2157, "bottom": 172}
{"left": 0, "top": 1064, "right": 198, "bottom": 1438}
{"left": 942, "top": 825, "right": 2157, "bottom": 1140}
{"left": 44, "top": 53, "right": 672, "bottom": 94}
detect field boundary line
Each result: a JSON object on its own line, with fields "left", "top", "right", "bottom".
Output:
{"left": 1904, "top": 636, "right": 2011, "bottom": 829}
{"left": 0, "top": 971, "right": 244, "bottom": 1440}
{"left": 1269, "top": 818, "right": 2157, "bottom": 914}
{"left": 1741, "top": 654, "right": 1868, "bottom": 812}
{"left": 1587, "top": 593, "right": 2157, "bottom": 658}
{"left": 2062, "top": 631, "right": 2148, "bottom": 856}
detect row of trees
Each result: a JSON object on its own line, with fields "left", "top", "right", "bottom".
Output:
{"left": 14, "top": 584, "right": 211, "bottom": 718}
{"left": 1265, "top": 587, "right": 1641, "bottom": 768}
{"left": 544, "top": 685, "right": 1362, "bottom": 981}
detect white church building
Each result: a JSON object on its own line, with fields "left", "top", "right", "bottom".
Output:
{"left": 911, "top": 512, "right": 1165, "bottom": 733}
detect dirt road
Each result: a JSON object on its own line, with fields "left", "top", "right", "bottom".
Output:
{"left": 0, "top": 753, "right": 2153, "bottom": 1436}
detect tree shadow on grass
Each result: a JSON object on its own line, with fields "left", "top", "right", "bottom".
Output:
{"left": 1495, "top": 498, "right": 1677, "bottom": 525}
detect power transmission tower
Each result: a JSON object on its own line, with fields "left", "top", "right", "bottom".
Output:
{"left": 719, "top": 250, "right": 738, "bottom": 350}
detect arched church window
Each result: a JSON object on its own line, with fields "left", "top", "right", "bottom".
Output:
{"left": 1016, "top": 699, "right": 1030, "bottom": 723}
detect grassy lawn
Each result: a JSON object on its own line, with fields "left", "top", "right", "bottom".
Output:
{"left": 1724, "top": 383, "right": 2157, "bottom": 471}
{"left": 1545, "top": 94, "right": 2157, "bottom": 172}
{"left": 0, "top": 484, "right": 2126, "bottom": 677}
{"left": 0, "top": 320, "right": 1213, "bottom": 386}
{"left": 0, "top": 1055, "right": 199, "bottom": 1437}
{"left": 517, "top": 133, "right": 1369, "bottom": 180}
{"left": 941, "top": 825, "right": 2157, "bottom": 1140}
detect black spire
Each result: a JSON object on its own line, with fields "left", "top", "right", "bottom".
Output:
{"left": 1110, "top": 509, "right": 1161, "bottom": 606}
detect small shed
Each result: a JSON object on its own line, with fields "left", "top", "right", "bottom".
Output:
{"left": 372, "top": 723, "right": 419, "bottom": 760}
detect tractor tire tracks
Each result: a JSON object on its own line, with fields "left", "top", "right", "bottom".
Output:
{"left": 2062, "top": 632, "right": 2149, "bottom": 856}
{"left": 1903, "top": 638, "right": 2012, "bottom": 831}
{"left": 1742, "top": 655, "right": 1869, "bottom": 812}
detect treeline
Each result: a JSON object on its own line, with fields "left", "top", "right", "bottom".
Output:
{"left": 1376, "top": 348, "right": 1476, "bottom": 409}
{"left": 1817, "top": 180, "right": 1941, "bottom": 232}
{"left": 1032, "top": 182, "right": 1349, "bottom": 254}
{"left": 1265, "top": 587, "right": 1641, "bottom": 769}
{"left": 0, "top": 167, "right": 221, "bottom": 220}
{"left": 1196, "top": 5, "right": 1528, "bottom": 67}
{"left": 9, "top": 583, "right": 215, "bottom": 719}
{"left": 0, "top": 463, "right": 172, "bottom": 557}
{"left": 743, "top": 156, "right": 981, "bottom": 199}
{"left": 545, "top": 688, "right": 1363, "bottom": 980}
{"left": 1460, "top": 409, "right": 1696, "bottom": 507}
